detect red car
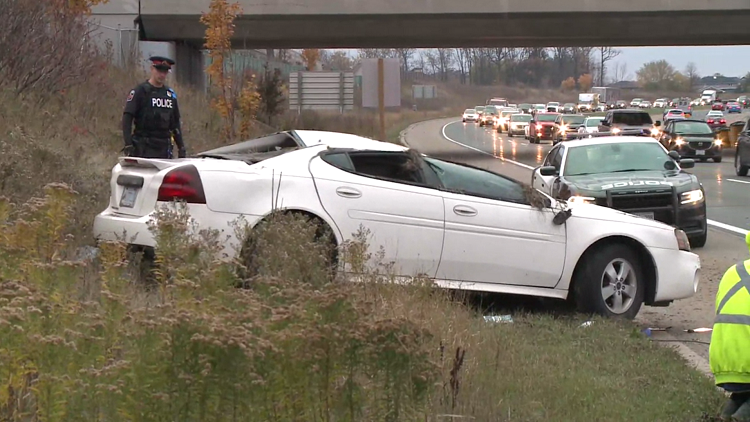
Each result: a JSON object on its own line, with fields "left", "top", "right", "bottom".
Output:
{"left": 528, "top": 112, "right": 561, "bottom": 144}
{"left": 712, "top": 100, "right": 725, "bottom": 111}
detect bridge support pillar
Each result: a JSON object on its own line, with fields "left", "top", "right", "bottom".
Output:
{"left": 174, "top": 41, "right": 205, "bottom": 90}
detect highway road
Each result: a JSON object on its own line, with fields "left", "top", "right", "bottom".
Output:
{"left": 401, "top": 110, "right": 749, "bottom": 363}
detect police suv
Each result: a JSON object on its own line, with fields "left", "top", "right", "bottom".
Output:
{"left": 531, "top": 134, "right": 708, "bottom": 247}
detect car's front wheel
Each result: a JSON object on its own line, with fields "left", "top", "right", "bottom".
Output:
{"left": 573, "top": 243, "right": 645, "bottom": 319}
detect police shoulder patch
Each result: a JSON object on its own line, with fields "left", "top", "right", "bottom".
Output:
{"left": 167, "top": 88, "right": 176, "bottom": 99}
{"left": 126, "top": 89, "right": 135, "bottom": 102}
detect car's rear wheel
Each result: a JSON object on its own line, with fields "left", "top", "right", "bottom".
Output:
{"left": 573, "top": 244, "right": 645, "bottom": 320}
{"left": 736, "top": 152, "right": 749, "bottom": 176}
{"left": 238, "top": 212, "right": 338, "bottom": 285}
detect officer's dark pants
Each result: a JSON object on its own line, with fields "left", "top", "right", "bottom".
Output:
{"left": 132, "top": 137, "right": 172, "bottom": 159}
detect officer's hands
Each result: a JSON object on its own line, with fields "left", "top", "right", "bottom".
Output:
{"left": 178, "top": 147, "right": 187, "bottom": 158}
{"left": 123, "top": 145, "right": 134, "bottom": 156}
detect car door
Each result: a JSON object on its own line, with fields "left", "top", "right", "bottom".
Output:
{"left": 531, "top": 145, "right": 564, "bottom": 195}
{"left": 423, "top": 157, "right": 566, "bottom": 288}
{"left": 659, "top": 120, "right": 673, "bottom": 148}
{"left": 309, "top": 149, "right": 445, "bottom": 278}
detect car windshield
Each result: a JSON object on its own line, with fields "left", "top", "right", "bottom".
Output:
{"left": 585, "top": 118, "right": 603, "bottom": 127}
{"left": 612, "top": 112, "right": 653, "bottom": 125}
{"left": 536, "top": 114, "right": 558, "bottom": 122}
{"left": 563, "top": 142, "right": 671, "bottom": 176}
{"left": 484, "top": 106, "right": 497, "bottom": 114}
{"left": 707, "top": 111, "right": 723, "bottom": 117}
{"left": 519, "top": 103, "right": 531, "bottom": 108}
{"left": 673, "top": 121, "right": 713, "bottom": 135}
{"left": 562, "top": 115, "right": 585, "bottom": 125}
{"left": 548, "top": 102, "right": 559, "bottom": 106}
{"left": 511, "top": 114, "right": 531, "bottom": 122}
{"left": 501, "top": 110, "right": 517, "bottom": 117}
{"left": 476, "top": 106, "right": 485, "bottom": 111}
{"left": 464, "top": 109, "right": 475, "bottom": 113}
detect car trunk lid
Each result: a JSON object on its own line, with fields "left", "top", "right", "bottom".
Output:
{"left": 109, "top": 157, "right": 181, "bottom": 217}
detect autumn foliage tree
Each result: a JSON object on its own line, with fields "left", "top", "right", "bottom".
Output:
{"left": 201, "top": 0, "right": 250, "bottom": 141}
{"left": 301, "top": 49, "right": 321, "bottom": 70}
{"left": 577, "top": 73, "right": 593, "bottom": 91}
{"left": 560, "top": 77, "right": 576, "bottom": 92}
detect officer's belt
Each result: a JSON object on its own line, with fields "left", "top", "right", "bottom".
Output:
{"left": 134, "top": 136, "right": 171, "bottom": 146}
{"left": 715, "top": 261, "right": 750, "bottom": 325}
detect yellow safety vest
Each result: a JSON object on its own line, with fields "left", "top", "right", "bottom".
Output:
{"left": 709, "top": 259, "right": 750, "bottom": 385}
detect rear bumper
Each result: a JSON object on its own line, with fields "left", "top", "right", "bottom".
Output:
{"left": 92, "top": 203, "right": 246, "bottom": 257}
{"left": 650, "top": 247, "right": 700, "bottom": 302}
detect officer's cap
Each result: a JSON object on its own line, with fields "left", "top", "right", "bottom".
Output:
{"left": 149, "top": 56, "right": 175, "bottom": 71}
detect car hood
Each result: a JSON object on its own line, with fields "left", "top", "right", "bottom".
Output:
{"left": 564, "top": 170, "right": 696, "bottom": 194}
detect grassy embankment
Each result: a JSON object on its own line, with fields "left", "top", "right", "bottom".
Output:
{"left": 0, "top": 65, "right": 727, "bottom": 421}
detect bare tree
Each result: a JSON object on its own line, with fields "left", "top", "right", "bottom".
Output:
{"left": 320, "top": 50, "right": 353, "bottom": 71}
{"left": 1, "top": 0, "right": 104, "bottom": 97}
{"left": 453, "top": 48, "right": 471, "bottom": 84}
{"left": 610, "top": 62, "right": 629, "bottom": 84}
{"left": 393, "top": 48, "right": 415, "bottom": 76}
{"left": 436, "top": 48, "right": 453, "bottom": 82}
{"left": 684, "top": 62, "right": 700, "bottom": 91}
{"left": 597, "top": 47, "right": 621, "bottom": 87}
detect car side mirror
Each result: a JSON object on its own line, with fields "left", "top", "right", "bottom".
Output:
{"left": 540, "top": 166, "right": 557, "bottom": 176}
{"left": 719, "top": 127, "right": 730, "bottom": 133}
{"left": 654, "top": 120, "right": 662, "bottom": 127}
{"left": 530, "top": 120, "right": 536, "bottom": 124}
{"left": 667, "top": 150, "right": 680, "bottom": 160}
{"left": 679, "top": 158, "right": 695, "bottom": 169}
{"left": 601, "top": 121, "right": 610, "bottom": 126}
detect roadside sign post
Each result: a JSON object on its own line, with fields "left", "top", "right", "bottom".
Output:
{"left": 361, "top": 58, "right": 401, "bottom": 141}
{"left": 378, "top": 58, "right": 385, "bottom": 142}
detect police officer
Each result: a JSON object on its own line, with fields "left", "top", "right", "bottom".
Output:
{"left": 709, "top": 231, "right": 750, "bottom": 421}
{"left": 122, "top": 56, "right": 186, "bottom": 159}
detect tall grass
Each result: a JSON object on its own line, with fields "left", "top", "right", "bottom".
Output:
{"left": 0, "top": 184, "right": 725, "bottom": 422}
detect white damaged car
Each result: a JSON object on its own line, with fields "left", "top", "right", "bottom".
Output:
{"left": 93, "top": 130, "right": 700, "bottom": 319}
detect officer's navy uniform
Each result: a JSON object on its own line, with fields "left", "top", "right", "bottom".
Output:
{"left": 122, "top": 56, "right": 186, "bottom": 159}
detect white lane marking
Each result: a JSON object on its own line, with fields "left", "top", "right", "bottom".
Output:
{"left": 442, "top": 120, "right": 750, "bottom": 237}
{"left": 441, "top": 121, "right": 535, "bottom": 170}
{"left": 727, "top": 178, "right": 750, "bottom": 184}
{"left": 707, "top": 219, "right": 748, "bottom": 236}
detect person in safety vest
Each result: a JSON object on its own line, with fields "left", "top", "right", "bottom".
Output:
{"left": 709, "top": 231, "right": 750, "bottom": 421}
{"left": 121, "top": 56, "right": 186, "bottom": 159}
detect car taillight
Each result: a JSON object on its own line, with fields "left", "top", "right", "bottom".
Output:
{"left": 157, "top": 165, "right": 206, "bottom": 204}
{"left": 707, "top": 119, "right": 714, "bottom": 124}
{"left": 720, "top": 119, "right": 726, "bottom": 124}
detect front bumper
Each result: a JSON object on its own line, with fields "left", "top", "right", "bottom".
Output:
{"left": 596, "top": 189, "right": 707, "bottom": 239}
{"left": 508, "top": 125, "right": 528, "bottom": 134}
{"left": 673, "top": 142, "right": 722, "bottom": 159}
{"left": 650, "top": 247, "right": 700, "bottom": 302}
{"left": 532, "top": 126, "right": 555, "bottom": 139}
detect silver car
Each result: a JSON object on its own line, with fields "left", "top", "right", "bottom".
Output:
{"left": 507, "top": 113, "right": 532, "bottom": 137}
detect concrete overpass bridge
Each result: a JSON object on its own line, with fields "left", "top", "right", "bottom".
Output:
{"left": 98, "top": 0, "right": 750, "bottom": 49}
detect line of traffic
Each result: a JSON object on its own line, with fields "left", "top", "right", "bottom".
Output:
{"left": 440, "top": 119, "right": 749, "bottom": 237}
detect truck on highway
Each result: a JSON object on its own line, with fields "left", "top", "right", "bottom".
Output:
{"left": 701, "top": 89, "right": 717, "bottom": 105}
{"left": 577, "top": 92, "right": 599, "bottom": 112}
{"left": 486, "top": 97, "right": 509, "bottom": 107}
{"left": 591, "top": 87, "right": 621, "bottom": 107}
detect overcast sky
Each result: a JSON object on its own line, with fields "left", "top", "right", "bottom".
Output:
{"left": 343, "top": 46, "right": 750, "bottom": 79}
{"left": 613, "top": 46, "right": 750, "bottom": 79}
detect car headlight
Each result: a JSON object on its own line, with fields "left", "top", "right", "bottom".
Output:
{"left": 674, "top": 228, "right": 691, "bottom": 252}
{"left": 567, "top": 196, "right": 596, "bottom": 204}
{"left": 651, "top": 127, "right": 660, "bottom": 136}
{"left": 612, "top": 127, "right": 621, "bottom": 134}
{"left": 680, "top": 189, "right": 704, "bottom": 205}
{"left": 560, "top": 124, "right": 568, "bottom": 132}
{"left": 714, "top": 139, "right": 723, "bottom": 146}
{"left": 674, "top": 137, "right": 685, "bottom": 146}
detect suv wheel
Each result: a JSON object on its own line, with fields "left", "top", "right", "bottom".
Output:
{"left": 736, "top": 152, "right": 749, "bottom": 176}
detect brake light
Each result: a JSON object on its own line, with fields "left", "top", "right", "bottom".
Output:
{"left": 157, "top": 165, "right": 206, "bottom": 204}
{"left": 707, "top": 119, "right": 714, "bottom": 124}
{"left": 720, "top": 119, "right": 726, "bottom": 124}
